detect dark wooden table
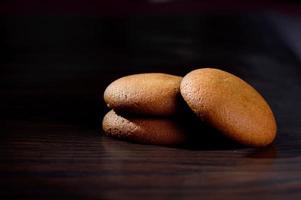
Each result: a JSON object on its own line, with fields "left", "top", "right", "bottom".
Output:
{"left": 1, "top": 13, "right": 301, "bottom": 199}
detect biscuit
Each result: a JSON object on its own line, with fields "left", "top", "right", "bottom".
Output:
{"left": 180, "top": 68, "right": 277, "bottom": 147}
{"left": 104, "top": 73, "right": 182, "bottom": 116}
{"left": 102, "top": 110, "right": 188, "bottom": 146}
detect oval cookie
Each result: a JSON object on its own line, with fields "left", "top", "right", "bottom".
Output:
{"left": 102, "top": 110, "right": 187, "bottom": 146}
{"left": 104, "top": 73, "right": 182, "bottom": 116}
{"left": 180, "top": 68, "right": 277, "bottom": 147}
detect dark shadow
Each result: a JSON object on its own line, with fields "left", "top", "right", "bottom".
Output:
{"left": 174, "top": 112, "right": 245, "bottom": 151}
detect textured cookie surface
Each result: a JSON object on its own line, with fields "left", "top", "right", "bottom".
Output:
{"left": 104, "top": 73, "right": 182, "bottom": 116}
{"left": 180, "top": 68, "right": 277, "bottom": 147}
{"left": 102, "top": 110, "right": 187, "bottom": 146}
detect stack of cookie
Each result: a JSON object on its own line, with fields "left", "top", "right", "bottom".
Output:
{"left": 102, "top": 68, "right": 277, "bottom": 147}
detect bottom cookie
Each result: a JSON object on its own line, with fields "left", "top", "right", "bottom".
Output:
{"left": 102, "top": 110, "right": 188, "bottom": 146}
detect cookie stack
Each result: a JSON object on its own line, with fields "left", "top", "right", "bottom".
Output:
{"left": 102, "top": 68, "right": 277, "bottom": 147}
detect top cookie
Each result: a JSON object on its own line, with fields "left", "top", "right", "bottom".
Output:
{"left": 180, "top": 68, "right": 277, "bottom": 147}
{"left": 104, "top": 73, "right": 182, "bottom": 116}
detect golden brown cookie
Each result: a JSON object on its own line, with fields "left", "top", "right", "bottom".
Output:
{"left": 104, "top": 73, "right": 182, "bottom": 116}
{"left": 102, "top": 110, "right": 187, "bottom": 146}
{"left": 180, "top": 68, "right": 277, "bottom": 147}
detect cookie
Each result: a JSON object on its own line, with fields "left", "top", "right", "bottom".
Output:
{"left": 102, "top": 110, "right": 187, "bottom": 146}
{"left": 180, "top": 68, "right": 277, "bottom": 147}
{"left": 104, "top": 73, "right": 182, "bottom": 116}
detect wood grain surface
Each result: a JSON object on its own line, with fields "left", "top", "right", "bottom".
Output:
{"left": 1, "top": 13, "right": 301, "bottom": 200}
